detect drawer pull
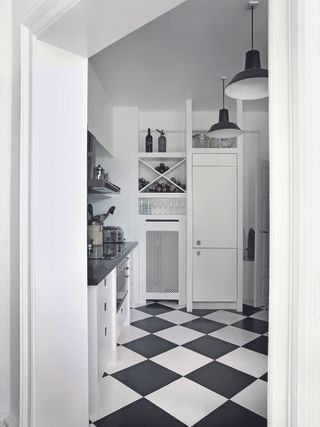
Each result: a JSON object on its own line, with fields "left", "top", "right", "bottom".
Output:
{"left": 196, "top": 240, "right": 201, "bottom": 246}
{"left": 197, "top": 251, "right": 201, "bottom": 256}
{"left": 104, "top": 327, "right": 107, "bottom": 336}
{"left": 104, "top": 302, "right": 107, "bottom": 311}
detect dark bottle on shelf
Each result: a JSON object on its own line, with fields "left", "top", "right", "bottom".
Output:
{"left": 157, "top": 129, "right": 167, "bottom": 152}
{"left": 145, "top": 128, "right": 153, "bottom": 152}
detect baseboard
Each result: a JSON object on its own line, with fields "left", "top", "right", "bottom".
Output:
{"left": 4, "top": 414, "right": 18, "bottom": 427}
{"left": 243, "top": 298, "right": 254, "bottom": 306}
{"left": 192, "top": 302, "right": 237, "bottom": 310}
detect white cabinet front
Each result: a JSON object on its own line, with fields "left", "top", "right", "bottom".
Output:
{"left": 193, "top": 165, "right": 237, "bottom": 248}
{"left": 193, "top": 248, "right": 237, "bottom": 302}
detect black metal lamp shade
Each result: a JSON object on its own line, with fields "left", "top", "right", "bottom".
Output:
{"left": 225, "top": 49, "right": 268, "bottom": 100}
{"left": 225, "top": 2, "right": 268, "bottom": 100}
{"left": 207, "top": 108, "right": 243, "bottom": 138}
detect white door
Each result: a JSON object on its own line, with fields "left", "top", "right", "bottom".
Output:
{"left": 193, "top": 165, "right": 237, "bottom": 248}
{"left": 254, "top": 160, "right": 270, "bottom": 307}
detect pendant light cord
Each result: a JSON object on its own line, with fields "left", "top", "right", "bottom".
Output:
{"left": 222, "top": 78, "right": 225, "bottom": 109}
{"left": 251, "top": 5, "right": 254, "bottom": 50}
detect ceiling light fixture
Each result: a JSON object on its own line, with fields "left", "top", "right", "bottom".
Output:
{"left": 207, "top": 77, "right": 243, "bottom": 138}
{"left": 225, "top": 1, "right": 268, "bottom": 100}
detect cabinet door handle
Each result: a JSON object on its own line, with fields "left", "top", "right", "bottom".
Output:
{"left": 104, "top": 327, "right": 107, "bottom": 336}
{"left": 197, "top": 251, "right": 201, "bottom": 256}
{"left": 104, "top": 302, "right": 107, "bottom": 311}
{"left": 196, "top": 240, "right": 201, "bottom": 246}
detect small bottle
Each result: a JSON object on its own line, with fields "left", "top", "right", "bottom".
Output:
{"left": 145, "top": 128, "right": 153, "bottom": 152}
{"left": 157, "top": 129, "right": 167, "bottom": 152}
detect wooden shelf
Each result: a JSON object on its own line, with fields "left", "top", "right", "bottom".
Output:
{"left": 138, "top": 152, "right": 186, "bottom": 159}
{"left": 191, "top": 148, "right": 239, "bottom": 154}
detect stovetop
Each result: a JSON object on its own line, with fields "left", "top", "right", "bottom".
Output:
{"left": 88, "top": 243, "right": 126, "bottom": 260}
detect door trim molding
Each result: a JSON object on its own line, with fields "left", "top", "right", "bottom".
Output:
{"left": 19, "top": 25, "right": 35, "bottom": 427}
{"left": 19, "top": 2, "right": 83, "bottom": 426}
{"left": 268, "top": 0, "right": 320, "bottom": 425}
{"left": 24, "top": 0, "right": 81, "bottom": 36}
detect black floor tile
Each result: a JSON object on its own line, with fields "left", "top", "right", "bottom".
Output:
{"left": 131, "top": 317, "right": 175, "bottom": 333}
{"left": 243, "top": 336, "right": 268, "bottom": 355}
{"left": 123, "top": 334, "right": 177, "bottom": 358}
{"left": 232, "top": 318, "right": 268, "bottom": 335}
{"left": 186, "top": 361, "right": 256, "bottom": 399}
{"left": 183, "top": 335, "right": 238, "bottom": 359}
{"left": 181, "top": 318, "right": 225, "bottom": 334}
{"left": 260, "top": 372, "right": 268, "bottom": 382}
{"left": 193, "top": 400, "right": 267, "bottom": 427}
{"left": 94, "top": 398, "right": 186, "bottom": 427}
{"left": 242, "top": 304, "right": 262, "bottom": 316}
{"left": 136, "top": 303, "right": 174, "bottom": 316}
{"left": 112, "top": 361, "right": 180, "bottom": 396}
{"left": 180, "top": 308, "right": 218, "bottom": 317}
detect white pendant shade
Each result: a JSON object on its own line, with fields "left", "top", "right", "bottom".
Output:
{"left": 225, "top": 74, "right": 268, "bottom": 100}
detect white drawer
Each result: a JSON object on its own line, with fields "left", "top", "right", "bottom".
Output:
{"left": 193, "top": 153, "right": 237, "bottom": 167}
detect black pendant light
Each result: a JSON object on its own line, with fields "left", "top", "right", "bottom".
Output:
{"left": 225, "top": 1, "right": 268, "bottom": 100}
{"left": 207, "top": 77, "right": 243, "bottom": 138}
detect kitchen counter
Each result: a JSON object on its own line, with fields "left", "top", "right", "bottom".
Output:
{"left": 87, "top": 242, "right": 138, "bottom": 286}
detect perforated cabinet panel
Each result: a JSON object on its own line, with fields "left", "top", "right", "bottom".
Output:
{"left": 146, "top": 231, "right": 179, "bottom": 293}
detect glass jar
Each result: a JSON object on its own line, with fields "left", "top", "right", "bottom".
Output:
{"left": 193, "top": 133, "right": 209, "bottom": 148}
{"left": 220, "top": 137, "right": 235, "bottom": 148}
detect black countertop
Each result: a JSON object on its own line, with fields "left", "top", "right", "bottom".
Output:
{"left": 87, "top": 242, "right": 138, "bottom": 286}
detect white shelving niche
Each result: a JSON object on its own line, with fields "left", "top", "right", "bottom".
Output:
{"left": 138, "top": 109, "right": 187, "bottom": 307}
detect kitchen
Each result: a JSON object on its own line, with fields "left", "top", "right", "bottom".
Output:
{"left": 4, "top": 0, "right": 318, "bottom": 426}
{"left": 85, "top": 1, "right": 269, "bottom": 423}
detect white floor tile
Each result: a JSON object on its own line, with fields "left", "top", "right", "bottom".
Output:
{"left": 204, "top": 310, "right": 245, "bottom": 325}
{"left": 232, "top": 379, "right": 268, "bottom": 418}
{"left": 154, "top": 325, "right": 204, "bottom": 345}
{"left": 151, "top": 346, "right": 211, "bottom": 376}
{"left": 158, "top": 310, "right": 198, "bottom": 324}
{"left": 146, "top": 377, "right": 227, "bottom": 426}
{"left": 210, "top": 325, "right": 260, "bottom": 346}
{"left": 130, "top": 308, "right": 152, "bottom": 322}
{"left": 217, "top": 347, "right": 268, "bottom": 378}
{"left": 107, "top": 346, "right": 146, "bottom": 374}
{"left": 117, "top": 325, "right": 149, "bottom": 345}
{"left": 251, "top": 310, "right": 269, "bottom": 322}
{"left": 91, "top": 376, "right": 141, "bottom": 422}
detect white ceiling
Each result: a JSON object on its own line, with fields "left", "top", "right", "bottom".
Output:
{"left": 90, "top": 0, "right": 268, "bottom": 111}
{"left": 38, "top": 0, "right": 189, "bottom": 58}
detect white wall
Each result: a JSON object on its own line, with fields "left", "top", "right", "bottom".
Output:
{"left": 33, "top": 40, "right": 88, "bottom": 427}
{"left": 0, "top": 0, "right": 12, "bottom": 420}
{"left": 88, "top": 62, "right": 114, "bottom": 155}
{"left": 91, "top": 107, "right": 139, "bottom": 241}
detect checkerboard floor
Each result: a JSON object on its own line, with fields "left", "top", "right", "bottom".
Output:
{"left": 90, "top": 302, "right": 268, "bottom": 427}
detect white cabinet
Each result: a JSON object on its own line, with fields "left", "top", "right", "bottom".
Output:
{"left": 193, "top": 165, "right": 237, "bottom": 248}
{"left": 192, "top": 153, "right": 241, "bottom": 307}
{"left": 139, "top": 217, "right": 186, "bottom": 305}
{"left": 193, "top": 248, "right": 237, "bottom": 301}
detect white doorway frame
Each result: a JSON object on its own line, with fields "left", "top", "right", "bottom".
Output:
{"left": 19, "top": 0, "right": 320, "bottom": 426}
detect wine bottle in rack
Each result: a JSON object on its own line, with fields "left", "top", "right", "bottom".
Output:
{"left": 145, "top": 128, "right": 153, "bottom": 152}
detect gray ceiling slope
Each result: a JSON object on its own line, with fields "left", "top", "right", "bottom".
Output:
{"left": 90, "top": 0, "right": 268, "bottom": 111}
